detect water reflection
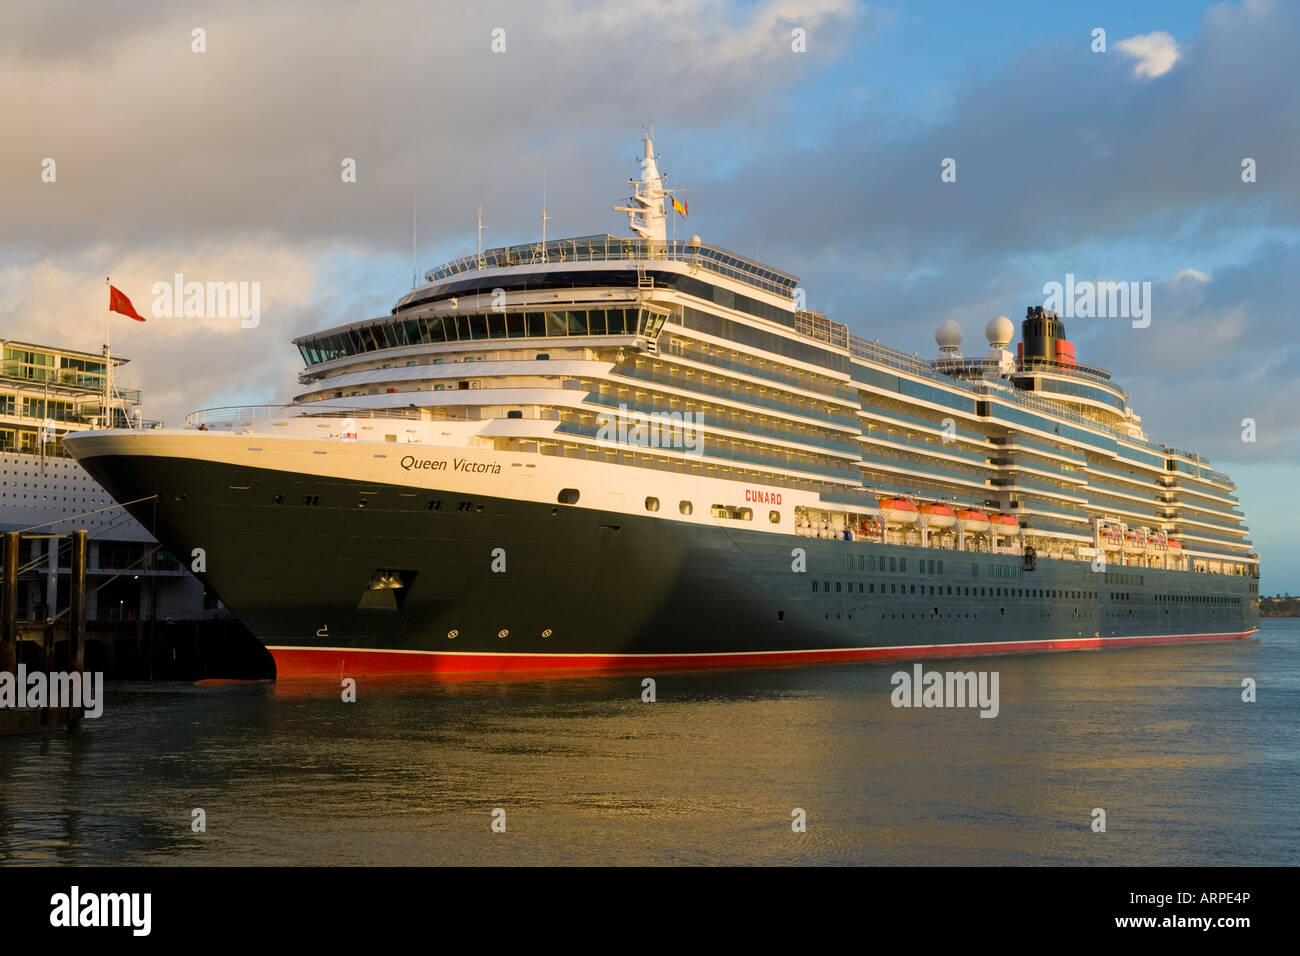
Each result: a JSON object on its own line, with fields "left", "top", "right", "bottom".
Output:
{"left": 1, "top": 625, "right": 1294, "bottom": 865}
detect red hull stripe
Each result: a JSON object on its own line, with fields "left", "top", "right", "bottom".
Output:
{"left": 267, "top": 631, "right": 1257, "bottom": 679}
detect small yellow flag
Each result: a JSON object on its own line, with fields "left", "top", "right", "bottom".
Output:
{"left": 671, "top": 197, "right": 688, "bottom": 218}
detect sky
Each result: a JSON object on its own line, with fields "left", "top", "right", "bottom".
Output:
{"left": 1, "top": 0, "right": 1297, "bottom": 590}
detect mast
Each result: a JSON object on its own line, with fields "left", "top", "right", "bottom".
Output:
{"left": 614, "top": 130, "right": 668, "bottom": 242}
{"left": 540, "top": 177, "right": 551, "bottom": 261}
{"left": 476, "top": 204, "right": 484, "bottom": 268}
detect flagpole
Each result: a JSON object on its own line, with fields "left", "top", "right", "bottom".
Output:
{"left": 105, "top": 277, "right": 111, "bottom": 430}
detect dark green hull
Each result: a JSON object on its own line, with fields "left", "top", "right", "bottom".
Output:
{"left": 75, "top": 452, "right": 1260, "bottom": 678}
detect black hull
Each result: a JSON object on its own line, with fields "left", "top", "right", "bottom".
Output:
{"left": 75, "top": 453, "right": 1260, "bottom": 676}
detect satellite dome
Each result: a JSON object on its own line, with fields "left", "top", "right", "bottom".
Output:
{"left": 935, "top": 320, "right": 963, "bottom": 353}
{"left": 687, "top": 234, "right": 702, "bottom": 247}
{"left": 985, "top": 315, "right": 1014, "bottom": 349}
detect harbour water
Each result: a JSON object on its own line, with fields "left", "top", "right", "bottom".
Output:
{"left": 1, "top": 621, "right": 1296, "bottom": 866}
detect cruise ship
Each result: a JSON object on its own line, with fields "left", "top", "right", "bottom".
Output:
{"left": 63, "top": 136, "right": 1260, "bottom": 678}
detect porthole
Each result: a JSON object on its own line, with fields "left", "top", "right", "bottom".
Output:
{"left": 769, "top": 510, "right": 780, "bottom": 524}
{"left": 557, "top": 488, "right": 580, "bottom": 505}
{"left": 645, "top": 496, "right": 660, "bottom": 512}
{"left": 679, "top": 500, "right": 693, "bottom": 516}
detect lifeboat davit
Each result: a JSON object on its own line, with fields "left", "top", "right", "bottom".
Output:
{"left": 989, "top": 513, "right": 1020, "bottom": 534}
{"left": 877, "top": 497, "right": 919, "bottom": 525}
{"left": 955, "top": 508, "right": 990, "bottom": 534}
{"left": 918, "top": 503, "right": 957, "bottom": 529}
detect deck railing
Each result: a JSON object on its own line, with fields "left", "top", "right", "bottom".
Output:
{"left": 184, "top": 404, "right": 423, "bottom": 427}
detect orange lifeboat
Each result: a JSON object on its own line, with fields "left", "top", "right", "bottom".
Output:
{"left": 955, "top": 508, "right": 990, "bottom": 534}
{"left": 1099, "top": 524, "right": 1122, "bottom": 551}
{"left": 877, "top": 497, "right": 919, "bottom": 525}
{"left": 1146, "top": 531, "right": 1167, "bottom": 549}
{"left": 1168, "top": 539, "right": 1183, "bottom": 551}
{"left": 1124, "top": 529, "right": 1145, "bottom": 547}
{"left": 919, "top": 503, "right": 956, "bottom": 529}
{"left": 990, "top": 513, "right": 1020, "bottom": 533}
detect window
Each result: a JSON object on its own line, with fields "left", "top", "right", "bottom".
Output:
{"left": 645, "top": 496, "right": 660, "bottom": 512}
{"left": 710, "top": 504, "right": 753, "bottom": 521}
{"left": 679, "top": 500, "right": 693, "bottom": 515}
{"left": 557, "top": 488, "right": 580, "bottom": 505}
{"left": 769, "top": 510, "right": 781, "bottom": 524}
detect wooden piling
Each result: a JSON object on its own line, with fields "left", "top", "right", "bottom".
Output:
{"left": 1, "top": 531, "right": 17, "bottom": 676}
{"left": 69, "top": 529, "right": 87, "bottom": 728}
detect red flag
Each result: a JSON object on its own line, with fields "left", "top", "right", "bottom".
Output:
{"left": 108, "top": 284, "right": 147, "bottom": 322}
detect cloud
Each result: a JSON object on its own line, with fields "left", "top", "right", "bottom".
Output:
{"left": 0, "top": 242, "right": 324, "bottom": 425}
{"left": 1114, "top": 31, "right": 1180, "bottom": 78}
{"left": 0, "top": 0, "right": 1297, "bottom": 477}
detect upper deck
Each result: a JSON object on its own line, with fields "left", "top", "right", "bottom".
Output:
{"left": 415, "top": 234, "right": 799, "bottom": 300}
